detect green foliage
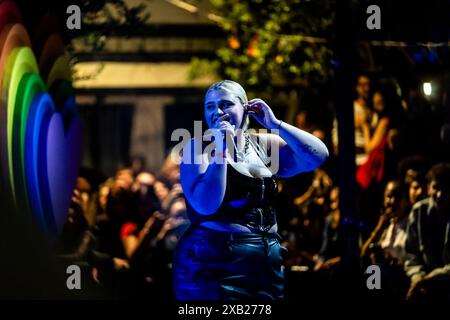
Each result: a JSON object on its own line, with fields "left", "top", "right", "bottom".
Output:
{"left": 68, "top": 0, "right": 150, "bottom": 80}
{"left": 188, "top": 58, "right": 220, "bottom": 80}
{"left": 17, "top": 0, "right": 150, "bottom": 80}
{"left": 194, "top": 0, "right": 335, "bottom": 89}
{"left": 70, "top": 0, "right": 150, "bottom": 51}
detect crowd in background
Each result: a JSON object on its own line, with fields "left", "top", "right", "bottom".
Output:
{"left": 56, "top": 154, "right": 189, "bottom": 299}
{"left": 281, "top": 73, "right": 450, "bottom": 302}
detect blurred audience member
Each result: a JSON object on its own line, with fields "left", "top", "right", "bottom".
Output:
{"left": 408, "top": 174, "right": 427, "bottom": 207}
{"left": 314, "top": 186, "right": 341, "bottom": 273}
{"left": 361, "top": 180, "right": 409, "bottom": 265}
{"left": 405, "top": 163, "right": 450, "bottom": 301}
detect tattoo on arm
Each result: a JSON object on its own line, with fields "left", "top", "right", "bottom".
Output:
{"left": 299, "top": 143, "right": 320, "bottom": 158}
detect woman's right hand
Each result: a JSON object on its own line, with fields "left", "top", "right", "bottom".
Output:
{"left": 211, "top": 113, "right": 235, "bottom": 152}
{"left": 213, "top": 113, "right": 235, "bottom": 136}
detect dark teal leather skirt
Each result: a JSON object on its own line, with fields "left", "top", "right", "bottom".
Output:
{"left": 172, "top": 225, "right": 287, "bottom": 300}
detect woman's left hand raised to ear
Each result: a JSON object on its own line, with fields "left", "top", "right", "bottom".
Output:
{"left": 247, "top": 99, "right": 280, "bottom": 130}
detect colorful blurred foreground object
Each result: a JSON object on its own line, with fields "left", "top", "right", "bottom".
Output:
{"left": 0, "top": 23, "right": 30, "bottom": 203}
{"left": 7, "top": 47, "right": 38, "bottom": 202}
{"left": 0, "top": 0, "right": 82, "bottom": 238}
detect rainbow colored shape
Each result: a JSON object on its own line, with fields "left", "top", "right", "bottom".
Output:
{"left": 0, "top": 22, "right": 29, "bottom": 198}
{"left": 13, "top": 73, "right": 46, "bottom": 218}
{"left": 7, "top": 47, "right": 38, "bottom": 201}
{"left": 25, "top": 93, "right": 56, "bottom": 231}
{"left": 43, "top": 111, "right": 82, "bottom": 234}
{"left": 1, "top": 2, "right": 83, "bottom": 237}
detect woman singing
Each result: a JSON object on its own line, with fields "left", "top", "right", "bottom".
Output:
{"left": 173, "top": 80, "right": 329, "bottom": 300}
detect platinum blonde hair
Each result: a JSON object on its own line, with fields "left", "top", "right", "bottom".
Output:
{"left": 205, "top": 80, "right": 249, "bottom": 130}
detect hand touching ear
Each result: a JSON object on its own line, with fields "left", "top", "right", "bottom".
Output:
{"left": 247, "top": 99, "right": 280, "bottom": 130}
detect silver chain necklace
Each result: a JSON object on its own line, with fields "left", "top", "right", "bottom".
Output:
{"left": 235, "top": 132, "right": 250, "bottom": 163}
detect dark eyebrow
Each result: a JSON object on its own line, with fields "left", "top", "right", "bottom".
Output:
{"left": 205, "top": 99, "right": 234, "bottom": 106}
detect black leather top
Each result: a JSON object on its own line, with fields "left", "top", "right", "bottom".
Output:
{"left": 186, "top": 163, "right": 278, "bottom": 233}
